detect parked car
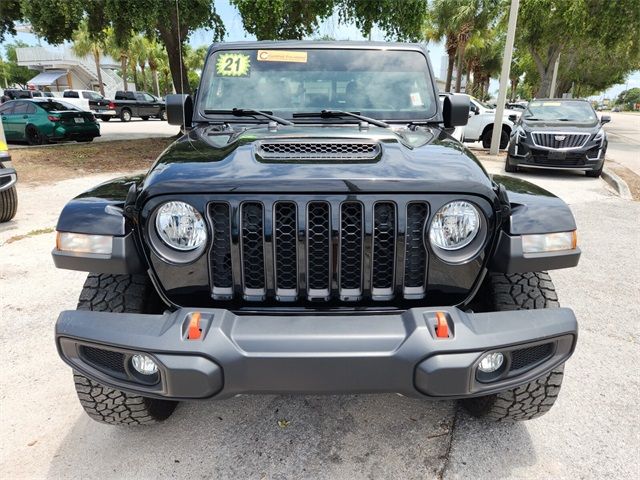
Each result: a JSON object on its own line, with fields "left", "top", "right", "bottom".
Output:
{"left": 62, "top": 89, "right": 117, "bottom": 120}
{"left": 112, "top": 90, "right": 167, "bottom": 122}
{"left": 0, "top": 98, "right": 100, "bottom": 145}
{"left": 0, "top": 120, "right": 18, "bottom": 222}
{"left": 506, "top": 102, "right": 527, "bottom": 111}
{"left": 1, "top": 88, "right": 53, "bottom": 102}
{"left": 52, "top": 41, "right": 580, "bottom": 427}
{"left": 506, "top": 98, "right": 609, "bottom": 177}
{"left": 463, "top": 96, "right": 521, "bottom": 149}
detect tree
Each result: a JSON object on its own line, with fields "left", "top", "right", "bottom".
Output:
{"left": 2, "top": 41, "right": 34, "bottom": 88}
{"left": 105, "top": 28, "right": 131, "bottom": 91}
{"left": 516, "top": 0, "right": 640, "bottom": 97}
{"left": 424, "top": 0, "right": 459, "bottom": 92}
{"left": 616, "top": 88, "right": 640, "bottom": 111}
{"left": 231, "top": 0, "right": 334, "bottom": 40}
{"left": 337, "top": 0, "right": 429, "bottom": 41}
{"left": 146, "top": 38, "right": 164, "bottom": 96}
{"left": 72, "top": 21, "right": 108, "bottom": 96}
{"left": 0, "top": 0, "right": 22, "bottom": 42}
{"left": 128, "top": 35, "right": 148, "bottom": 91}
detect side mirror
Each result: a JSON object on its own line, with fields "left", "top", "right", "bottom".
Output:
{"left": 166, "top": 94, "right": 193, "bottom": 128}
{"left": 600, "top": 115, "right": 611, "bottom": 124}
{"left": 443, "top": 94, "right": 470, "bottom": 128}
{"left": 508, "top": 114, "right": 518, "bottom": 123}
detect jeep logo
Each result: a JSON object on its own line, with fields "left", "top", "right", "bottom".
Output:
{"left": 555, "top": 135, "right": 566, "bottom": 141}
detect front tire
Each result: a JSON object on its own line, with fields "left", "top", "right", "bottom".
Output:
{"left": 73, "top": 273, "right": 177, "bottom": 425}
{"left": 585, "top": 163, "right": 603, "bottom": 178}
{"left": 159, "top": 109, "right": 167, "bottom": 121}
{"left": 460, "top": 272, "right": 565, "bottom": 421}
{"left": 482, "top": 126, "right": 509, "bottom": 149}
{"left": 0, "top": 185, "right": 18, "bottom": 222}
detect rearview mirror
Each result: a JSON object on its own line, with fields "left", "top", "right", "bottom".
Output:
{"left": 443, "top": 94, "right": 470, "bottom": 128}
{"left": 166, "top": 94, "right": 193, "bottom": 128}
{"left": 600, "top": 115, "right": 611, "bottom": 124}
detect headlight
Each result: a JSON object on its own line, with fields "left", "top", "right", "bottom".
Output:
{"left": 155, "top": 201, "right": 207, "bottom": 251}
{"left": 429, "top": 201, "right": 481, "bottom": 250}
{"left": 594, "top": 129, "right": 605, "bottom": 144}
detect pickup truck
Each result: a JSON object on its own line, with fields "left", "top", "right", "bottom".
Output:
{"left": 112, "top": 91, "right": 167, "bottom": 122}
{"left": 61, "top": 90, "right": 117, "bottom": 120}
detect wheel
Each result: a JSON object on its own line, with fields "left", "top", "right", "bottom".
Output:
{"left": 585, "top": 163, "right": 603, "bottom": 178}
{"left": 0, "top": 185, "right": 18, "bottom": 222}
{"left": 140, "top": 116, "right": 150, "bottom": 121}
{"left": 159, "top": 109, "right": 167, "bottom": 121}
{"left": 25, "top": 125, "right": 48, "bottom": 145}
{"left": 482, "top": 127, "right": 509, "bottom": 149}
{"left": 100, "top": 116, "right": 111, "bottom": 122}
{"left": 460, "top": 272, "right": 565, "bottom": 421}
{"left": 505, "top": 156, "right": 518, "bottom": 173}
{"left": 120, "top": 109, "right": 132, "bottom": 122}
{"left": 73, "top": 273, "right": 177, "bottom": 425}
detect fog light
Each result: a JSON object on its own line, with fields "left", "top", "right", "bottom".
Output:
{"left": 478, "top": 352, "right": 504, "bottom": 373}
{"left": 131, "top": 354, "right": 158, "bottom": 375}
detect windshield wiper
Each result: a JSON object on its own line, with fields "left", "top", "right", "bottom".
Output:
{"left": 292, "top": 110, "right": 391, "bottom": 129}
{"left": 203, "top": 108, "right": 293, "bottom": 126}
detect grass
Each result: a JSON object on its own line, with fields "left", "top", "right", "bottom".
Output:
{"left": 4, "top": 227, "right": 55, "bottom": 244}
{"left": 9, "top": 138, "right": 174, "bottom": 184}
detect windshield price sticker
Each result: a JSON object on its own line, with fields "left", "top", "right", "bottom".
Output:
{"left": 257, "top": 50, "right": 308, "bottom": 63}
{"left": 216, "top": 53, "right": 251, "bottom": 77}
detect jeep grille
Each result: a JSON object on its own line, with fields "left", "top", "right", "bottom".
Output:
{"left": 206, "top": 197, "right": 430, "bottom": 302}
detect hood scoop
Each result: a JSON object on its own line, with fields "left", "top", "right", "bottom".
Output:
{"left": 255, "top": 140, "right": 381, "bottom": 163}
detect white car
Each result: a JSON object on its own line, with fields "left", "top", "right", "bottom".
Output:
{"left": 463, "top": 97, "right": 521, "bottom": 149}
{"left": 61, "top": 90, "right": 117, "bottom": 119}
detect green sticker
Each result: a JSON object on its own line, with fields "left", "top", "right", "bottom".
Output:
{"left": 216, "top": 53, "right": 251, "bottom": 77}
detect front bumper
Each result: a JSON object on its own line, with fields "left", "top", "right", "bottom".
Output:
{"left": 508, "top": 139, "right": 605, "bottom": 171}
{"left": 56, "top": 306, "right": 577, "bottom": 401}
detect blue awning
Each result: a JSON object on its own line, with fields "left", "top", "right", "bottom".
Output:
{"left": 27, "top": 70, "right": 67, "bottom": 86}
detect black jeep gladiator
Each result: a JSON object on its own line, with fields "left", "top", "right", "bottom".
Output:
{"left": 52, "top": 42, "right": 580, "bottom": 426}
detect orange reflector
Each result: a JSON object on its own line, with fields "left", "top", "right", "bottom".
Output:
{"left": 571, "top": 230, "right": 578, "bottom": 249}
{"left": 188, "top": 312, "right": 202, "bottom": 340}
{"left": 435, "top": 311, "right": 449, "bottom": 338}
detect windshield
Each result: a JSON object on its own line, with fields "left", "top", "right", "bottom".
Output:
{"left": 523, "top": 100, "right": 597, "bottom": 123}
{"left": 472, "top": 97, "right": 494, "bottom": 110}
{"left": 36, "top": 100, "right": 80, "bottom": 112}
{"left": 199, "top": 48, "right": 437, "bottom": 121}
{"left": 84, "top": 91, "right": 104, "bottom": 100}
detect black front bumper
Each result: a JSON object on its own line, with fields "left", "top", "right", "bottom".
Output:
{"left": 508, "top": 139, "right": 605, "bottom": 171}
{"left": 56, "top": 306, "right": 577, "bottom": 401}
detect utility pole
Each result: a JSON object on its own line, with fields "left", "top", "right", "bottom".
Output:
{"left": 549, "top": 53, "right": 560, "bottom": 98}
{"left": 490, "top": 0, "right": 520, "bottom": 156}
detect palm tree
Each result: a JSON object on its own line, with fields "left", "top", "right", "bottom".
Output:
{"left": 105, "top": 28, "right": 130, "bottom": 91}
{"left": 425, "top": 1, "right": 459, "bottom": 92}
{"left": 128, "top": 35, "right": 147, "bottom": 91}
{"left": 146, "top": 39, "right": 164, "bottom": 96}
{"left": 72, "top": 21, "right": 107, "bottom": 96}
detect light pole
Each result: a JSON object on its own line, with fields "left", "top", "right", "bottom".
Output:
{"left": 489, "top": 0, "right": 520, "bottom": 156}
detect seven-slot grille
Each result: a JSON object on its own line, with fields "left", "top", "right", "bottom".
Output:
{"left": 531, "top": 132, "right": 590, "bottom": 149}
{"left": 206, "top": 197, "right": 430, "bottom": 302}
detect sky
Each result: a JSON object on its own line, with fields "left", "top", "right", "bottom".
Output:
{"left": 2, "top": 0, "right": 638, "bottom": 100}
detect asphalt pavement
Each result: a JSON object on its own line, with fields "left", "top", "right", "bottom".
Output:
{"left": 603, "top": 112, "right": 640, "bottom": 176}
{"left": 1, "top": 132, "right": 638, "bottom": 479}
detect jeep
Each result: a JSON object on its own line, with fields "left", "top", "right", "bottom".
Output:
{"left": 53, "top": 42, "right": 579, "bottom": 426}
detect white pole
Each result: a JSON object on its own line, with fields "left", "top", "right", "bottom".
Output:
{"left": 489, "top": 0, "right": 520, "bottom": 155}
{"left": 549, "top": 53, "right": 560, "bottom": 98}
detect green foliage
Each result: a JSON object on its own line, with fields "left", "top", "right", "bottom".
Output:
{"left": 1, "top": 41, "right": 34, "bottom": 88}
{"left": 617, "top": 88, "right": 640, "bottom": 110}
{"left": 20, "top": 0, "right": 85, "bottom": 44}
{"left": 338, "top": 0, "right": 429, "bottom": 41}
{"left": 0, "top": 0, "right": 22, "bottom": 42}
{"left": 230, "top": 0, "right": 334, "bottom": 40}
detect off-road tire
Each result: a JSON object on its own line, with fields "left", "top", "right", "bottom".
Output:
{"left": 482, "top": 126, "right": 509, "bottom": 149}
{"left": 0, "top": 185, "right": 18, "bottom": 222}
{"left": 73, "top": 273, "right": 177, "bottom": 425}
{"left": 120, "top": 109, "right": 132, "bottom": 122}
{"left": 460, "top": 272, "right": 565, "bottom": 421}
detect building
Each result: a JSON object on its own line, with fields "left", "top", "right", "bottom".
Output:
{"left": 15, "top": 46, "right": 132, "bottom": 98}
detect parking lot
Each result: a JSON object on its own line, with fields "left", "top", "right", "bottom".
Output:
{"left": 1, "top": 114, "right": 638, "bottom": 479}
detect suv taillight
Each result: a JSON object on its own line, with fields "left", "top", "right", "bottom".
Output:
{"left": 48, "top": 115, "right": 60, "bottom": 122}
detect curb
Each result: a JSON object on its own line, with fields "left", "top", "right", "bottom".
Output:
{"left": 602, "top": 167, "right": 633, "bottom": 200}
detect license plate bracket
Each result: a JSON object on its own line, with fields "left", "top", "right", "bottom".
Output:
{"left": 548, "top": 150, "right": 566, "bottom": 160}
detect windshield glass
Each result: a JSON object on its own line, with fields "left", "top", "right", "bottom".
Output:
{"left": 36, "top": 100, "right": 80, "bottom": 112}
{"left": 84, "top": 91, "right": 104, "bottom": 100}
{"left": 524, "top": 100, "right": 597, "bottom": 123}
{"left": 199, "top": 48, "right": 437, "bottom": 121}
{"left": 472, "top": 97, "right": 494, "bottom": 110}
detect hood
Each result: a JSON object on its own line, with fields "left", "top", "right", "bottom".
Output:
{"left": 520, "top": 119, "right": 601, "bottom": 132}
{"left": 139, "top": 124, "right": 496, "bottom": 201}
